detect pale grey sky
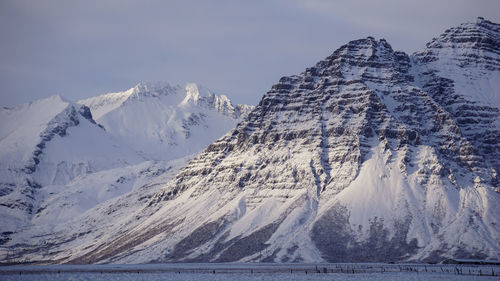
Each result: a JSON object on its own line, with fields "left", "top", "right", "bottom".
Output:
{"left": 1, "top": 0, "right": 499, "bottom": 106}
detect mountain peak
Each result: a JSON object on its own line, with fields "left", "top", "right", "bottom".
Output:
{"left": 180, "top": 83, "right": 202, "bottom": 105}
{"left": 314, "top": 36, "right": 401, "bottom": 76}
{"left": 127, "top": 81, "right": 180, "bottom": 101}
{"left": 422, "top": 17, "right": 499, "bottom": 55}
{"left": 476, "top": 16, "right": 499, "bottom": 29}
{"left": 30, "top": 94, "right": 71, "bottom": 108}
{"left": 76, "top": 81, "right": 253, "bottom": 161}
{"left": 412, "top": 17, "right": 500, "bottom": 108}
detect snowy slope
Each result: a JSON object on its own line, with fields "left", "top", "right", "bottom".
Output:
{"left": 0, "top": 156, "right": 190, "bottom": 263}
{"left": 0, "top": 83, "right": 252, "bottom": 260}
{"left": 413, "top": 17, "right": 500, "bottom": 108}
{"left": 79, "top": 82, "right": 253, "bottom": 161}
{"left": 412, "top": 17, "right": 500, "bottom": 181}
{"left": 0, "top": 96, "right": 145, "bottom": 233}
{"left": 1, "top": 18, "right": 499, "bottom": 265}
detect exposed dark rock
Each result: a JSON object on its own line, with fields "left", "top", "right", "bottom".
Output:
{"left": 311, "top": 204, "right": 418, "bottom": 262}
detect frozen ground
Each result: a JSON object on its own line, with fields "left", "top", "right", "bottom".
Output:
{"left": 0, "top": 263, "right": 498, "bottom": 281}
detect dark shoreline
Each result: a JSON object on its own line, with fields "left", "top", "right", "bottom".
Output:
{"left": 0, "top": 263, "right": 498, "bottom": 277}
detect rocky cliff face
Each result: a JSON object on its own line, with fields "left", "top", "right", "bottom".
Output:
{"left": 2, "top": 18, "right": 499, "bottom": 264}
{"left": 412, "top": 17, "right": 500, "bottom": 186}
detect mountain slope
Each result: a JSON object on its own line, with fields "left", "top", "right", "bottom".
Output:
{"left": 0, "top": 95, "right": 144, "bottom": 233}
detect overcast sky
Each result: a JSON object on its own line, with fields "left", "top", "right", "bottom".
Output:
{"left": 1, "top": 0, "right": 499, "bottom": 107}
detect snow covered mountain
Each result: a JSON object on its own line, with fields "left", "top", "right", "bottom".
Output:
{"left": 0, "top": 83, "right": 252, "bottom": 259}
{"left": 78, "top": 82, "right": 252, "bottom": 161}
{"left": 1, "top": 18, "right": 499, "bottom": 264}
{"left": 0, "top": 95, "right": 145, "bottom": 233}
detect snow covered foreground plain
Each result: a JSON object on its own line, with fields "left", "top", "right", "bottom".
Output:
{"left": 1, "top": 263, "right": 499, "bottom": 281}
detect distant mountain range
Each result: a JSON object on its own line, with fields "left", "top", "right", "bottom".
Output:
{"left": 0, "top": 83, "right": 252, "bottom": 262}
{"left": 0, "top": 17, "right": 498, "bottom": 264}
